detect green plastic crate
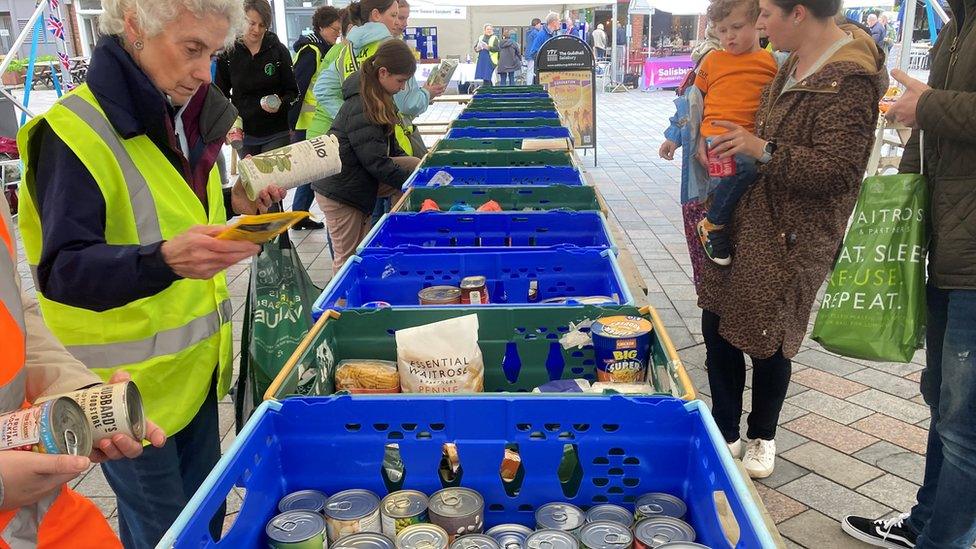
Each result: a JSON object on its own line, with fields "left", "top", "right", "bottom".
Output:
{"left": 265, "top": 306, "right": 694, "bottom": 401}
{"left": 393, "top": 186, "right": 603, "bottom": 212}
{"left": 433, "top": 138, "right": 526, "bottom": 151}
{"left": 452, "top": 118, "right": 563, "bottom": 128}
{"left": 422, "top": 150, "right": 573, "bottom": 168}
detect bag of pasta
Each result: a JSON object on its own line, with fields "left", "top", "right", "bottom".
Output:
{"left": 335, "top": 360, "right": 401, "bottom": 394}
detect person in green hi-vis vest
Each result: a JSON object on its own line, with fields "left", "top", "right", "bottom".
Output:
{"left": 474, "top": 23, "right": 499, "bottom": 87}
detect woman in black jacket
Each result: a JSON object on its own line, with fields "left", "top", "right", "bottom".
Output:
{"left": 216, "top": 0, "right": 298, "bottom": 156}
{"left": 313, "top": 40, "right": 419, "bottom": 271}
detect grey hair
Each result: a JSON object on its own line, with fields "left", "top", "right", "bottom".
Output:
{"left": 545, "top": 12, "right": 560, "bottom": 24}
{"left": 99, "top": 0, "right": 246, "bottom": 48}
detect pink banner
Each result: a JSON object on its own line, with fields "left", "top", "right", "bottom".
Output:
{"left": 643, "top": 56, "right": 694, "bottom": 90}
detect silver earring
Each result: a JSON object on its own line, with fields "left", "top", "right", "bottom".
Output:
{"left": 793, "top": 20, "right": 799, "bottom": 26}
{"left": 134, "top": 40, "right": 144, "bottom": 50}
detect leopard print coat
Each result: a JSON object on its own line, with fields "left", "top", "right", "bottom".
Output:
{"left": 697, "top": 27, "right": 888, "bottom": 359}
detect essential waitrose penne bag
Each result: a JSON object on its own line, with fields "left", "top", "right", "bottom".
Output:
{"left": 395, "top": 314, "right": 484, "bottom": 393}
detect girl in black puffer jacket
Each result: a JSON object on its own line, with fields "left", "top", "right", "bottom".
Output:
{"left": 313, "top": 39, "right": 419, "bottom": 271}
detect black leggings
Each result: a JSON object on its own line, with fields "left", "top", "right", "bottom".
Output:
{"left": 702, "top": 309, "right": 792, "bottom": 443}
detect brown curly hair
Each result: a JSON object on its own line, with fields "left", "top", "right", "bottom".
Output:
{"left": 707, "top": 0, "right": 760, "bottom": 23}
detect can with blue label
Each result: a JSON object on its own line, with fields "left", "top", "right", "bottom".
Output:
{"left": 0, "top": 397, "right": 92, "bottom": 456}
{"left": 591, "top": 316, "right": 653, "bottom": 384}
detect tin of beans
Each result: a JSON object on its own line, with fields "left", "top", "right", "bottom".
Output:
{"left": 485, "top": 524, "right": 533, "bottom": 549}
{"left": 584, "top": 505, "right": 632, "bottom": 529}
{"left": 381, "top": 490, "right": 430, "bottom": 537}
{"left": 50, "top": 381, "right": 146, "bottom": 442}
{"left": 633, "top": 494, "right": 687, "bottom": 522}
{"left": 632, "top": 518, "right": 696, "bottom": 549}
{"left": 324, "top": 489, "right": 382, "bottom": 543}
{"left": 266, "top": 510, "right": 328, "bottom": 549}
{"left": 280, "top": 490, "right": 330, "bottom": 514}
{"left": 524, "top": 530, "right": 578, "bottom": 549}
{"left": 578, "top": 521, "right": 633, "bottom": 549}
{"left": 0, "top": 397, "right": 92, "bottom": 456}
{"left": 428, "top": 487, "right": 485, "bottom": 542}
{"left": 449, "top": 533, "right": 500, "bottom": 549}
{"left": 535, "top": 503, "right": 585, "bottom": 533}
{"left": 333, "top": 533, "right": 396, "bottom": 549}
{"left": 396, "top": 523, "right": 450, "bottom": 549}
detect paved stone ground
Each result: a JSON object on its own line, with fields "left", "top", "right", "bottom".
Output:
{"left": 11, "top": 87, "right": 937, "bottom": 548}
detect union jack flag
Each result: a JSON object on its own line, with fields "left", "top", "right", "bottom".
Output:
{"left": 58, "top": 51, "right": 70, "bottom": 69}
{"left": 48, "top": 0, "right": 59, "bottom": 10}
{"left": 47, "top": 16, "right": 64, "bottom": 40}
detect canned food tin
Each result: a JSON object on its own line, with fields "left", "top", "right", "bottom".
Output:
{"left": 524, "top": 530, "right": 579, "bottom": 549}
{"left": 535, "top": 503, "right": 585, "bottom": 533}
{"left": 653, "top": 544, "right": 709, "bottom": 549}
{"left": 705, "top": 138, "right": 736, "bottom": 178}
{"left": 396, "top": 523, "right": 450, "bottom": 549}
{"left": 428, "top": 488, "right": 485, "bottom": 542}
{"left": 633, "top": 494, "right": 687, "bottom": 522}
{"left": 267, "top": 510, "right": 328, "bottom": 549}
{"left": 632, "top": 518, "right": 696, "bottom": 549}
{"left": 578, "top": 521, "right": 633, "bottom": 549}
{"left": 362, "top": 301, "right": 392, "bottom": 309}
{"left": 449, "top": 533, "right": 500, "bottom": 549}
{"left": 333, "top": 533, "right": 396, "bottom": 549}
{"left": 419, "top": 286, "right": 462, "bottom": 305}
{"left": 324, "top": 489, "right": 382, "bottom": 543}
{"left": 381, "top": 490, "right": 430, "bottom": 537}
{"left": 485, "top": 524, "right": 533, "bottom": 549}
{"left": 280, "top": 490, "right": 330, "bottom": 514}
{"left": 591, "top": 316, "right": 653, "bottom": 383}
{"left": 459, "top": 276, "right": 489, "bottom": 305}
{"left": 50, "top": 381, "right": 146, "bottom": 442}
{"left": 584, "top": 505, "right": 632, "bottom": 528}
{"left": 0, "top": 397, "right": 92, "bottom": 455}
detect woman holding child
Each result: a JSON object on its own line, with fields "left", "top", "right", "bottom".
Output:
{"left": 696, "top": 0, "right": 886, "bottom": 477}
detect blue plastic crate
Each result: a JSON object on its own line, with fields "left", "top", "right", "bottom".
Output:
{"left": 447, "top": 127, "right": 573, "bottom": 139}
{"left": 458, "top": 111, "right": 559, "bottom": 120}
{"left": 358, "top": 212, "right": 618, "bottom": 255}
{"left": 312, "top": 248, "right": 632, "bottom": 314}
{"left": 406, "top": 167, "right": 584, "bottom": 188}
{"left": 161, "top": 396, "right": 777, "bottom": 548}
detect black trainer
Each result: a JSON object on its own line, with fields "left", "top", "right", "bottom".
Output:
{"left": 293, "top": 217, "right": 325, "bottom": 231}
{"left": 842, "top": 513, "right": 917, "bottom": 548}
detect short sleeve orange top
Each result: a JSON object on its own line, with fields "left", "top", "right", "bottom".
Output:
{"left": 695, "top": 49, "right": 778, "bottom": 138}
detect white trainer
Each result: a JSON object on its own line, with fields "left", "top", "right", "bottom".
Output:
{"left": 742, "top": 438, "right": 776, "bottom": 478}
{"left": 727, "top": 439, "right": 743, "bottom": 459}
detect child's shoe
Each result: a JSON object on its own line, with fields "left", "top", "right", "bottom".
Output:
{"left": 697, "top": 219, "right": 732, "bottom": 266}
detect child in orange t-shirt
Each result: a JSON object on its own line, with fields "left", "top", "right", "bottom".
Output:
{"left": 694, "top": 0, "right": 777, "bottom": 265}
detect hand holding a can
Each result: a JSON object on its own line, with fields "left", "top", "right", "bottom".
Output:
{"left": 0, "top": 451, "right": 90, "bottom": 510}
{"left": 88, "top": 371, "right": 167, "bottom": 463}
{"left": 705, "top": 121, "right": 767, "bottom": 160}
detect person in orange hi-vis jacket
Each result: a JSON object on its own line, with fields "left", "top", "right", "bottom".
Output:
{"left": 0, "top": 191, "right": 166, "bottom": 547}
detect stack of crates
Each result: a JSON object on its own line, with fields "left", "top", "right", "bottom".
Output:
{"left": 158, "top": 86, "right": 779, "bottom": 549}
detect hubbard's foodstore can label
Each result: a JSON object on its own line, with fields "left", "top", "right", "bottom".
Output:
{"left": 50, "top": 381, "right": 146, "bottom": 442}
{"left": 0, "top": 397, "right": 92, "bottom": 455}
{"left": 324, "top": 489, "right": 382, "bottom": 543}
{"left": 381, "top": 490, "right": 430, "bottom": 537}
{"left": 591, "top": 316, "right": 652, "bottom": 383}
{"left": 267, "top": 510, "right": 328, "bottom": 548}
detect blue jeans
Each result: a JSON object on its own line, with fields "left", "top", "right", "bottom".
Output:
{"left": 907, "top": 286, "right": 976, "bottom": 549}
{"left": 101, "top": 380, "right": 223, "bottom": 548}
{"left": 499, "top": 72, "right": 515, "bottom": 86}
{"left": 706, "top": 154, "right": 757, "bottom": 227}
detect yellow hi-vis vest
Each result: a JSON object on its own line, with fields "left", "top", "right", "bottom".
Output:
{"left": 339, "top": 39, "right": 415, "bottom": 156}
{"left": 295, "top": 43, "right": 324, "bottom": 131}
{"left": 17, "top": 84, "right": 233, "bottom": 438}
